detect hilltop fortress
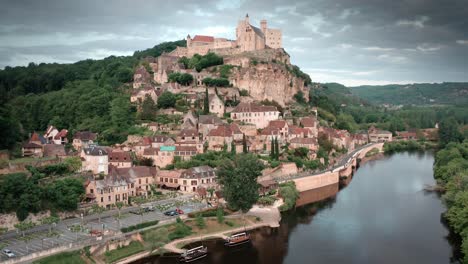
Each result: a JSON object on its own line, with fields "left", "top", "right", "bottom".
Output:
{"left": 171, "top": 14, "right": 282, "bottom": 57}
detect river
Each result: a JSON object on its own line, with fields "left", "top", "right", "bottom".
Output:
{"left": 133, "top": 152, "right": 460, "bottom": 264}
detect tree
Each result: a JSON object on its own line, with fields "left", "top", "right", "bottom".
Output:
{"left": 293, "top": 91, "right": 306, "bottom": 104}
{"left": 14, "top": 221, "right": 36, "bottom": 237}
{"left": 157, "top": 91, "right": 176, "bottom": 109}
{"left": 115, "top": 201, "right": 124, "bottom": 228}
{"left": 132, "top": 196, "right": 145, "bottom": 223}
{"left": 110, "top": 97, "right": 134, "bottom": 129}
{"left": 217, "top": 154, "right": 264, "bottom": 212}
{"left": 439, "top": 118, "right": 463, "bottom": 147}
{"left": 274, "top": 137, "right": 280, "bottom": 160}
{"left": 139, "top": 95, "right": 157, "bottom": 120}
{"left": 196, "top": 214, "right": 206, "bottom": 229}
{"left": 207, "top": 187, "right": 215, "bottom": 200}
{"left": 63, "top": 157, "right": 82, "bottom": 173}
{"left": 242, "top": 133, "right": 248, "bottom": 153}
{"left": 203, "top": 87, "right": 209, "bottom": 114}
{"left": 92, "top": 204, "right": 105, "bottom": 224}
{"left": 46, "top": 178, "right": 85, "bottom": 211}
{"left": 230, "top": 140, "right": 236, "bottom": 155}
{"left": 40, "top": 215, "right": 59, "bottom": 234}
{"left": 270, "top": 138, "right": 275, "bottom": 159}
{"left": 216, "top": 208, "right": 224, "bottom": 224}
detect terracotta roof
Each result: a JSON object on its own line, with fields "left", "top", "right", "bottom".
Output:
{"left": 268, "top": 120, "right": 287, "bottom": 129}
{"left": 208, "top": 124, "right": 233, "bottom": 137}
{"left": 181, "top": 165, "right": 216, "bottom": 179}
{"left": 74, "top": 131, "right": 97, "bottom": 141}
{"left": 158, "top": 170, "right": 182, "bottom": 179}
{"left": 54, "top": 129, "right": 68, "bottom": 140}
{"left": 289, "top": 125, "right": 310, "bottom": 135}
{"left": 109, "top": 151, "right": 132, "bottom": 162}
{"left": 199, "top": 115, "right": 223, "bottom": 125}
{"left": 143, "top": 147, "right": 158, "bottom": 155}
{"left": 232, "top": 102, "right": 277, "bottom": 113}
{"left": 175, "top": 146, "right": 197, "bottom": 152}
{"left": 178, "top": 128, "right": 198, "bottom": 138}
{"left": 30, "top": 132, "right": 41, "bottom": 142}
{"left": 300, "top": 117, "right": 317, "bottom": 128}
{"left": 290, "top": 137, "right": 318, "bottom": 145}
{"left": 192, "top": 35, "right": 214, "bottom": 42}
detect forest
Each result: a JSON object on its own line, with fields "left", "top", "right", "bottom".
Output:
{"left": 0, "top": 40, "right": 186, "bottom": 151}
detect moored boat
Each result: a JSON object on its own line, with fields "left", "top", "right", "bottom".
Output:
{"left": 224, "top": 232, "right": 251, "bottom": 246}
{"left": 179, "top": 245, "right": 208, "bottom": 262}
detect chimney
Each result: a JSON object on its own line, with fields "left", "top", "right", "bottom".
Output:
{"left": 260, "top": 19, "right": 267, "bottom": 33}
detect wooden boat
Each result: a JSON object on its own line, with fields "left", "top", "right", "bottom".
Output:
{"left": 179, "top": 245, "right": 208, "bottom": 262}
{"left": 224, "top": 232, "right": 251, "bottom": 247}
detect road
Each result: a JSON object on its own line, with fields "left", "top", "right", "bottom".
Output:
{"left": 0, "top": 193, "right": 207, "bottom": 262}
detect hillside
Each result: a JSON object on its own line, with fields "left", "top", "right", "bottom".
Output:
{"left": 350, "top": 82, "right": 468, "bottom": 106}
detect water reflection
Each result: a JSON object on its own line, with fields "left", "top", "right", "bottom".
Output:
{"left": 134, "top": 152, "right": 459, "bottom": 264}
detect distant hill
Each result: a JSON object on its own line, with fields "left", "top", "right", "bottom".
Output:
{"left": 350, "top": 82, "right": 468, "bottom": 106}
{"left": 314, "top": 82, "right": 368, "bottom": 106}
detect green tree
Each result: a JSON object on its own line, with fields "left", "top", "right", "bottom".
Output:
{"left": 242, "top": 133, "right": 248, "bottom": 153}
{"left": 46, "top": 178, "right": 85, "bottom": 211}
{"left": 270, "top": 139, "right": 275, "bottom": 159}
{"left": 92, "top": 204, "right": 105, "bottom": 224}
{"left": 439, "top": 118, "right": 463, "bottom": 147}
{"left": 217, "top": 154, "right": 264, "bottom": 212}
{"left": 274, "top": 137, "right": 280, "bottom": 160}
{"left": 63, "top": 156, "right": 82, "bottom": 173}
{"left": 115, "top": 201, "right": 124, "bottom": 228}
{"left": 110, "top": 97, "right": 133, "bottom": 128}
{"left": 40, "top": 215, "right": 60, "bottom": 234}
{"left": 196, "top": 214, "right": 206, "bottom": 229}
{"left": 216, "top": 208, "right": 224, "bottom": 224}
{"left": 203, "top": 87, "right": 209, "bottom": 114}
{"left": 139, "top": 94, "right": 157, "bottom": 120}
{"left": 230, "top": 140, "right": 236, "bottom": 155}
{"left": 157, "top": 91, "right": 176, "bottom": 109}
{"left": 14, "top": 221, "right": 36, "bottom": 237}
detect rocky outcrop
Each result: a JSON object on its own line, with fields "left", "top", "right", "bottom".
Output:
{"left": 230, "top": 61, "right": 306, "bottom": 106}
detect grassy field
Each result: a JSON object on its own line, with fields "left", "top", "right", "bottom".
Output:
{"left": 9, "top": 156, "right": 57, "bottom": 164}
{"left": 104, "top": 241, "right": 145, "bottom": 263}
{"left": 33, "top": 250, "right": 85, "bottom": 264}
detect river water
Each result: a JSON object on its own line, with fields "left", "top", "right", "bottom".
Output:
{"left": 134, "top": 152, "right": 460, "bottom": 264}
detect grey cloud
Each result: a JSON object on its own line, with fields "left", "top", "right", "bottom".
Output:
{"left": 0, "top": 0, "right": 467, "bottom": 85}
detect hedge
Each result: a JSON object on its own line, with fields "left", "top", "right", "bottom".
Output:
{"left": 120, "top": 220, "right": 159, "bottom": 233}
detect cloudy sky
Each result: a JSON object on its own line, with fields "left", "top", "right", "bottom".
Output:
{"left": 0, "top": 0, "right": 467, "bottom": 86}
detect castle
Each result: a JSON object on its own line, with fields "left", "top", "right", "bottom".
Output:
{"left": 171, "top": 14, "right": 282, "bottom": 57}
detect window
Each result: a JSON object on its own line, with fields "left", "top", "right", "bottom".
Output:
{"left": 139, "top": 179, "right": 141, "bottom": 184}
{"left": 108, "top": 196, "right": 111, "bottom": 201}
{"left": 101, "top": 197, "right": 103, "bottom": 202}
{"left": 90, "top": 189, "right": 94, "bottom": 194}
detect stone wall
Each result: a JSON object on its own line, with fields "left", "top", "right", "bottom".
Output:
{"left": 293, "top": 171, "right": 339, "bottom": 192}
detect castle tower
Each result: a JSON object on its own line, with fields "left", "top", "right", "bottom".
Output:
{"left": 260, "top": 19, "right": 267, "bottom": 33}
{"left": 186, "top": 34, "right": 192, "bottom": 47}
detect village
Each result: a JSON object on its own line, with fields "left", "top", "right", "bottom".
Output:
{"left": 0, "top": 14, "right": 440, "bottom": 264}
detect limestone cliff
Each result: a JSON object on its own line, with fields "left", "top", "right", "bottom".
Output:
{"left": 229, "top": 59, "right": 307, "bottom": 107}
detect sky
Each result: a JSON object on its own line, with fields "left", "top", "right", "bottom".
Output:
{"left": 0, "top": 0, "right": 467, "bottom": 86}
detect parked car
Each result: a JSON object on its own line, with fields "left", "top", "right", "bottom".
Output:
{"left": 143, "top": 206, "right": 155, "bottom": 212}
{"left": 164, "top": 210, "right": 179, "bottom": 216}
{"left": 175, "top": 208, "right": 184, "bottom": 214}
{"left": 2, "top": 249, "right": 15, "bottom": 258}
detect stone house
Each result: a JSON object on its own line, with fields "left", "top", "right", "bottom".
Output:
{"left": 368, "top": 126, "right": 393, "bottom": 143}
{"left": 130, "top": 86, "right": 158, "bottom": 104}
{"left": 206, "top": 124, "right": 243, "bottom": 152}
{"left": 108, "top": 150, "right": 132, "bottom": 168}
{"left": 73, "top": 131, "right": 97, "bottom": 151}
{"left": 300, "top": 116, "right": 318, "bottom": 137}
{"left": 151, "top": 135, "right": 175, "bottom": 149}
{"left": 81, "top": 146, "right": 109, "bottom": 175}
{"left": 231, "top": 102, "right": 280, "bottom": 129}
{"left": 177, "top": 128, "right": 200, "bottom": 143}
{"left": 180, "top": 166, "right": 218, "bottom": 193}
{"left": 198, "top": 115, "right": 223, "bottom": 138}
{"left": 174, "top": 146, "right": 198, "bottom": 161}
{"left": 208, "top": 94, "right": 225, "bottom": 117}
{"left": 133, "top": 66, "right": 152, "bottom": 89}
{"left": 133, "top": 138, "right": 152, "bottom": 157}
{"left": 143, "top": 146, "right": 174, "bottom": 168}
{"left": 289, "top": 137, "right": 319, "bottom": 154}
{"left": 288, "top": 125, "right": 312, "bottom": 141}
{"left": 44, "top": 126, "right": 68, "bottom": 145}
{"left": 156, "top": 170, "right": 183, "bottom": 190}
{"left": 22, "top": 132, "right": 46, "bottom": 157}
{"left": 84, "top": 166, "right": 156, "bottom": 208}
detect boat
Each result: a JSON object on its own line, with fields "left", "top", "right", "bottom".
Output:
{"left": 224, "top": 232, "right": 251, "bottom": 247}
{"left": 179, "top": 245, "right": 208, "bottom": 262}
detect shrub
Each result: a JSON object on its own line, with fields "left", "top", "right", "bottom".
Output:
{"left": 278, "top": 181, "right": 299, "bottom": 212}
{"left": 216, "top": 208, "right": 224, "bottom": 223}
{"left": 168, "top": 72, "right": 194, "bottom": 86}
{"left": 187, "top": 208, "right": 230, "bottom": 218}
{"left": 202, "top": 77, "right": 230, "bottom": 87}
{"left": 257, "top": 196, "right": 277, "bottom": 206}
{"left": 168, "top": 220, "right": 192, "bottom": 240}
{"left": 239, "top": 89, "right": 249, "bottom": 96}
{"left": 225, "top": 221, "right": 234, "bottom": 227}
{"left": 120, "top": 220, "right": 159, "bottom": 233}
{"left": 196, "top": 214, "right": 206, "bottom": 229}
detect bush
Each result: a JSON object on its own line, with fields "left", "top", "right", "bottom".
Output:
{"left": 168, "top": 72, "right": 194, "bottom": 86}
{"left": 196, "top": 214, "right": 206, "bottom": 229}
{"left": 157, "top": 91, "right": 176, "bottom": 108}
{"left": 278, "top": 181, "right": 299, "bottom": 212}
{"left": 216, "top": 208, "right": 224, "bottom": 223}
{"left": 239, "top": 89, "right": 249, "bottom": 96}
{"left": 219, "top": 65, "right": 234, "bottom": 78}
{"left": 0, "top": 159, "right": 8, "bottom": 169}
{"left": 187, "top": 208, "right": 230, "bottom": 218}
{"left": 120, "top": 220, "right": 159, "bottom": 233}
{"left": 168, "top": 220, "right": 192, "bottom": 240}
{"left": 225, "top": 221, "right": 234, "bottom": 227}
{"left": 257, "top": 196, "right": 277, "bottom": 206}
{"left": 202, "top": 77, "right": 230, "bottom": 87}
